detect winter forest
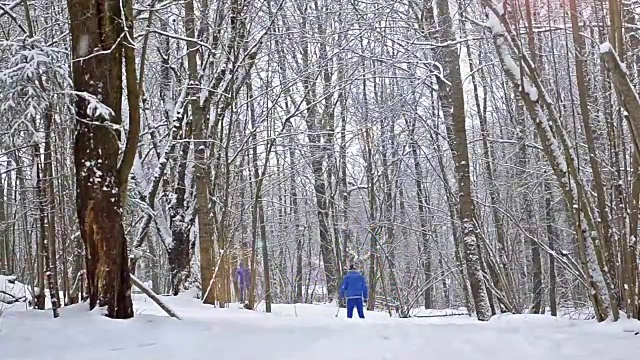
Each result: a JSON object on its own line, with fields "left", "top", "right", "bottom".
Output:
{"left": 1, "top": 0, "right": 640, "bottom": 357}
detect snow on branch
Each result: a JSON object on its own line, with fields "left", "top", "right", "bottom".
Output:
{"left": 62, "top": 90, "right": 117, "bottom": 123}
{"left": 130, "top": 85, "right": 188, "bottom": 258}
{"left": 599, "top": 42, "right": 627, "bottom": 72}
{"left": 484, "top": 1, "right": 538, "bottom": 102}
{"left": 600, "top": 42, "right": 640, "bottom": 156}
{"left": 0, "top": 36, "right": 71, "bottom": 137}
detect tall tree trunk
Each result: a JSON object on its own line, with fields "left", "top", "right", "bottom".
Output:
{"left": 338, "top": 88, "right": 350, "bottom": 272}
{"left": 521, "top": 0, "right": 544, "bottom": 315}
{"left": 43, "top": 109, "right": 61, "bottom": 316}
{"left": 409, "top": 118, "right": 433, "bottom": 309}
{"left": 119, "top": 0, "right": 141, "bottom": 203}
{"left": 568, "top": 0, "right": 619, "bottom": 320}
{"left": 36, "top": 145, "right": 58, "bottom": 316}
{"left": 307, "top": 130, "right": 337, "bottom": 300}
{"left": 257, "top": 186, "right": 272, "bottom": 312}
{"left": 298, "top": 2, "right": 337, "bottom": 300}
{"left": 247, "top": 94, "right": 273, "bottom": 312}
{"left": 56, "top": 145, "right": 72, "bottom": 304}
{"left": 67, "top": 137, "right": 85, "bottom": 305}
{"left": 464, "top": 16, "right": 517, "bottom": 313}
{"left": 363, "top": 126, "right": 378, "bottom": 311}
{"left": 544, "top": 178, "right": 558, "bottom": 317}
{"left": 168, "top": 121, "right": 193, "bottom": 296}
{"left": 67, "top": 0, "right": 134, "bottom": 319}
{"left": 0, "top": 171, "right": 6, "bottom": 274}
{"left": 246, "top": 78, "right": 281, "bottom": 311}
{"left": 432, "top": 0, "right": 491, "bottom": 321}
{"left": 33, "top": 146, "right": 45, "bottom": 310}
{"left": 183, "top": 0, "right": 215, "bottom": 305}
{"left": 624, "top": 2, "right": 640, "bottom": 319}
{"left": 515, "top": 113, "right": 542, "bottom": 314}
{"left": 379, "top": 98, "right": 402, "bottom": 304}
{"left": 290, "top": 135, "right": 303, "bottom": 303}
{"left": 273, "top": 21, "right": 304, "bottom": 304}
{"left": 430, "top": 121, "right": 471, "bottom": 313}
{"left": 315, "top": 0, "right": 342, "bottom": 286}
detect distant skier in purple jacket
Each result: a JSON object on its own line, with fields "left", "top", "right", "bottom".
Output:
{"left": 339, "top": 264, "right": 368, "bottom": 319}
{"left": 235, "top": 264, "right": 250, "bottom": 303}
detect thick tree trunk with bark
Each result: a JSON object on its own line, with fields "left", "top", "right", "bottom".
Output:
{"left": 168, "top": 117, "right": 193, "bottom": 296}
{"left": 182, "top": 0, "right": 215, "bottom": 305}
{"left": 68, "top": 0, "right": 133, "bottom": 319}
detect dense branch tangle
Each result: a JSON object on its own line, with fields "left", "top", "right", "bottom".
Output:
{"left": 481, "top": 0, "right": 620, "bottom": 321}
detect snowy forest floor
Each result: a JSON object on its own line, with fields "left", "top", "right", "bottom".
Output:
{"left": 1, "top": 292, "right": 640, "bottom": 359}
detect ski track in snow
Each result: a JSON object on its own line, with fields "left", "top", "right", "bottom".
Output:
{"left": 0, "top": 293, "right": 638, "bottom": 360}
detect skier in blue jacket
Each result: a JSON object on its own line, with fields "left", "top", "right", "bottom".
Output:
{"left": 339, "top": 264, "right": 368, "bottom": 319}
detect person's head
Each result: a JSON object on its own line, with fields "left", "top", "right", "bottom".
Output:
{"left": 349, "top": 264, "right": 355, "bottom": 271}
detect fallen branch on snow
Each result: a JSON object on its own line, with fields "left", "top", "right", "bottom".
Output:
{"left": 130, "top": 274, "right": 181, "bottom": 320}
{"left": 0, "top": 290, "right": 26, "bottom": 305}
{"left": 412, "top": 311, "right": 469, "bottom": 318}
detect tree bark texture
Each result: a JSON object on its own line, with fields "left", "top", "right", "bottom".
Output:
{"left": 68, "top": 0, "right": 133, "bottom": 319}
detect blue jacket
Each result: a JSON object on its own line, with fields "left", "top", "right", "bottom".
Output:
{"left": 339, "top": 270, "right": 368, "bottom": 300}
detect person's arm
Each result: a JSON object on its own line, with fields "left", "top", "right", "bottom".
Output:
{"left": 339, "top": 276, "right": 347, "bottom": 299}
{"left": 362, "top": 276, "right": 368, "bottom": 301}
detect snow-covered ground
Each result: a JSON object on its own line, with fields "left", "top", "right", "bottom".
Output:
{"left": 1, "top": 284, "right": 639, "bottom": 359}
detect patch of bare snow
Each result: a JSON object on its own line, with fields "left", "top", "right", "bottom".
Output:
{"left": 1, "top": 292, "right": 638, "bottom": 359}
